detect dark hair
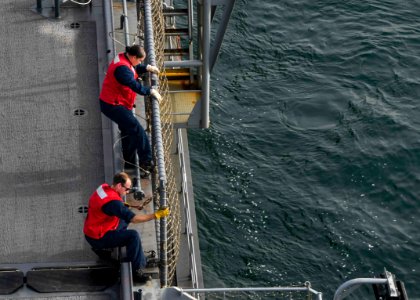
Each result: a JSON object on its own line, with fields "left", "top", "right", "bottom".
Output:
{"left": 113, "top": 172, "right": 130, "bottom": 186}
{"left": 125, "top": 45, "right": 146, "bottom": 59}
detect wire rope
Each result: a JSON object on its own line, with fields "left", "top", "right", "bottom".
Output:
{"left": 68, "top": 0, "right": 92, "bottom": 6}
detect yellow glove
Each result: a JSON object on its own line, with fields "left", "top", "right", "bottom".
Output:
{"left": 150, "top": 89, "right": 163, "bottom": 103}
{"left": 154, "top": 207, "right": 170, "bottom": 219}
{"left": 146, "top": 64, "right": 160, "bottom": 74}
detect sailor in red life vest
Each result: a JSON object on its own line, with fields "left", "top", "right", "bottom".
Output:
{"left": 84, "top": 172, "right": 169, "bottom": 282}
{"left": 99, "top": 45, "right": 162, "bottom": 176}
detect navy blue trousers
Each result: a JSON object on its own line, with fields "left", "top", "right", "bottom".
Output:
{"left": 100, "top": 100, "right": 152, "bottom": 165}
{"left": 85, "top": 229, "right": 147, "bottom": 270}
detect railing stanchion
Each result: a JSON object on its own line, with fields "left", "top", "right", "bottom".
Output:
{"left": 54, "top": 0, "right": 60, "bottom": 18}
{"left": 36, "top": 0, "right": 42, "bottom": 12}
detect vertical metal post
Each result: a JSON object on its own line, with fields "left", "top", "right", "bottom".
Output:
{"left": 317, "top": 293, "right": 323, "bottom": 300}
{"left": 36, "top": 0, "right": 42, "bottom": 12}
{"left": 120, "top": 262, "right": 134, "bottom": 300}
{"left": 143, "top": 0, "right": 168, "bottom": 287}
{"left": 122, "top": 0, "right": 131, "bottom": 45}
{"left": 201, "top": 0, "right": 211, "bottom": 128}
{"left": 188, "top": 0, "right": 194, "bottom": 84}
{"left": 188, "top": 0, "right": 194, "bottom": 39}
{"left": 196, "top": 1, "right": 203, "bottom": 88}
{"left": 54, "top": 0, "right": 60, "bottom": 18}
{"left": 210, "top": 0, "right": 235, "bottom": 72}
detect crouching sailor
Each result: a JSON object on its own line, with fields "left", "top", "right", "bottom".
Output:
{"left": 83, "top": 172, "right": 169, "bottom": 282}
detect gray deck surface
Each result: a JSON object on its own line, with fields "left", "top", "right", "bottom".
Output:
{"left": 0, "top": 0, "right": 104, "bottom": 265}
{"left": 0, "top": 1, "right": 163, "bottom": 298}
{"left": 0, "top": 1, "right": 203, "bottom": 299}
{"left": 12, "top": 296, "right": 112, "bottom": 300}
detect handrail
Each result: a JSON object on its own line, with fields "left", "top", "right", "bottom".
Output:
{"left": 200, "top": 0, "right": 211, "bottom": 128}
{"left": 333, "top": 269, "right": 406, "bottom": 300}
{"left": 177, "top": 129, "right": 199, "bottom": 289}
{"left": 333, "top": 278, "right": 387, "bottom": 300}
{"left": 121, "top": 0, "right": 130, "bottom": 46}
{"left": 161, "top": 285, "right": 323, "bottom": 300}
{"left": 143, "top": 0, "right": 168, "bottom": 287}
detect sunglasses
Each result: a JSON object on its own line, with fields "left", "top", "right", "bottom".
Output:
{"left": 121, "top": 184, "right": 132, "bottom": 192}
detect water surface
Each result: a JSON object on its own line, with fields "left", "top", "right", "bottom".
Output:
{"left": 189, "top": 1, "right": 420, "bottom": 298}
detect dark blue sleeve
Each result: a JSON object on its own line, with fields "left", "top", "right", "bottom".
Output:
{"left": 102, "top": 200, "right": 136, "bottom": 224}
{"left": 114, "top": 65, "right": 150, "bottom": 96}
{"left": 135, "top": 64, "right": 148, "bottom": 75}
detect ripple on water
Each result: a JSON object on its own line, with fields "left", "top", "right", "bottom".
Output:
{"left": 190, "top": 0, "right": 420, "bottom": 298}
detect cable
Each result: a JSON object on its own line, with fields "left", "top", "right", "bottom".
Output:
{"left": 112, "top": 135, "right": 150, "bottom": 174}
{"left": 108, "top": 31, "right": 126, "bottom": 48}
{"left": 108, "top": 31, "right": 140, "bottom": 48}
{"left": 68, "top": 0, "right": 92, "bottom": 6}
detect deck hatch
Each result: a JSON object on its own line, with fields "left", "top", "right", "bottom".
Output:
{"left": 0, "top": 269, "right": 24, "bottom": 295}
{"left": 26, "top": 266, "right": 119, "bottom": 293}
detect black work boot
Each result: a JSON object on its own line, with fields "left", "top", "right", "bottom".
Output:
{"left": 146, "top": 257, "right": 159, "bottom": 268}
{"left": 132, "top": 269, "right": 151, "bottom": 283}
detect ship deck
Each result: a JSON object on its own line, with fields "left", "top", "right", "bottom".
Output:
{"left": 0, "top": 0, "right": 107, "bottom": 265}
{"left": 0, "top": 0, "right": 203, "bottom": 298}
{"left": 0, "top": 0, "right": 120, "bottom": 298}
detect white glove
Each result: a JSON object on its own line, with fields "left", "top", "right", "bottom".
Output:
{"left": 146, "top": 64, "right": 160, "bottom": 74}
{"left": 150, "top": 89, "right": 163, "bottom": 103}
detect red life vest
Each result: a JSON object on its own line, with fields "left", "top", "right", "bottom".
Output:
{"left": 99, "top": 53, "right": 138, "bottom": 110}
{"left": 83, "top": 184, "right": 122, "bottom": 239}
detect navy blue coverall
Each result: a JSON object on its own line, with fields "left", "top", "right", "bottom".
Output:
{"left": 84, "top": 200, "right": 147, "bottom": 271}
{"left": 100, "top": 64, "right": 152, "bottom": 167}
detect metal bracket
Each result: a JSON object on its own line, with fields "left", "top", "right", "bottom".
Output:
{"left": 33, "top": 0, "right": 62, "bottom": 19}
{"left": 384, "top": 269, "right": 398, "bottom": 297}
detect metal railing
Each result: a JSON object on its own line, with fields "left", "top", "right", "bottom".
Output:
{"left": 333, "top": 269, "right": 408, "bottom": 300}
{"left": 105, "top": 0, "right": 172, "bottom": 287}
{"left": 143, "top": 0, "right": 169, "bottom": 286}
{"left": 161, "top": 271, "right": 409, "bottom": 299}
{"left": 161, "top": 284, "right": 323, "bottom": 300}
{"left": 333, "top": 278, "right": 387, "bottom": 300}
{"left": 140, "top": 0, "right": 183, "bottom": 286}
{"left": 177, "top": 129, "right": 199, "bottom": 289}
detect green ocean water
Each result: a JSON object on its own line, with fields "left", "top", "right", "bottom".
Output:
{"left": 188, "top": 0, "right": 420, "bottom": 298}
